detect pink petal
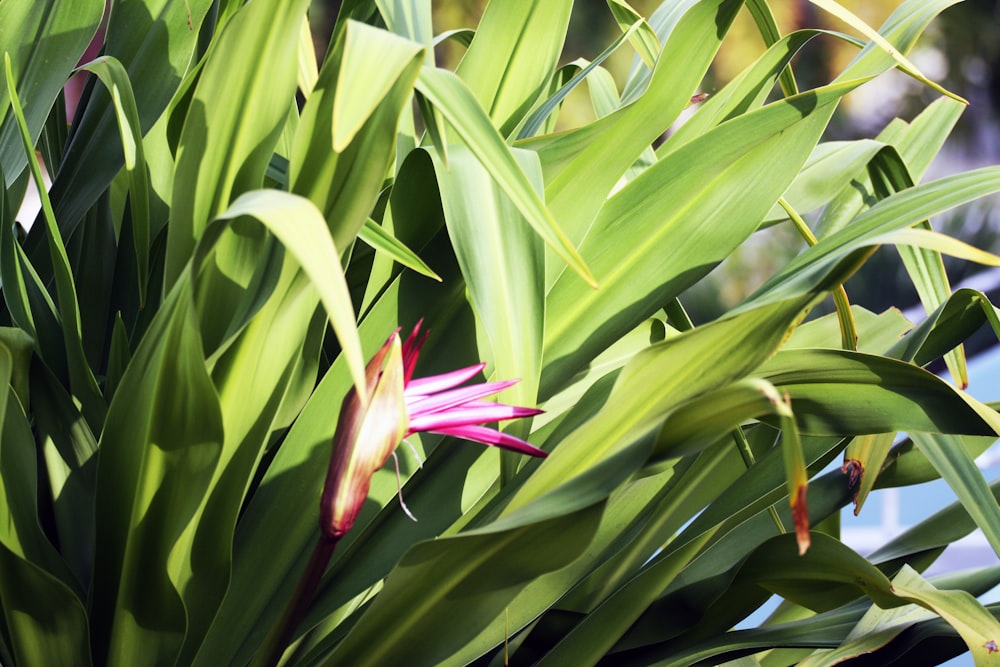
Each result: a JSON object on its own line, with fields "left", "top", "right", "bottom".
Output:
{"left": 404, "top": 363, "right": 488, "bottom": 396}
{"left": 428, "top": 424, "right": 547, "bottom": 457}
{"left": 401, "top": 320, "right": 428, "bottom": 385}
{"left": 405, "top": 379, "right": 521, "bottom": 416}
{"left": 408, "top": 403, "right": 543, "bottom": 432}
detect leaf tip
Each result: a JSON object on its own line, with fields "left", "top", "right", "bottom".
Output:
{"left": 792, "top": 484, "right": 810, "bottom": 556}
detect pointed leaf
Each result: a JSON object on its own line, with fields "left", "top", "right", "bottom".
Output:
{"left": 415, "top": 67, "right": 595, "bottom": 287}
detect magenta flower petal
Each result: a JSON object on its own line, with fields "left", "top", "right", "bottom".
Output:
{"left": 428, "top": 424, "right": 547, "bottom": 457}
{"left": 397, "top": 321, "right": 546, "bottom": 458}
{"left": 406, "top": 379, "right": 521, "bottom": 415}
{"left": 408, "top": 404, "right": 544, "bottom": 433}
{"left": 404, "top": 363, "right": 488, "bottom": 397}
{"left": 401, "top": 321, "right": 429, "bottom": 385}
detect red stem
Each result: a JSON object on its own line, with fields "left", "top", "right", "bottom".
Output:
{"left": 255, "top": 534, "right": 339, "bottom": 667}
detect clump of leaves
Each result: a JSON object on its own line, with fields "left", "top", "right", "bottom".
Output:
{"left": 1, "top": 0, "right": 1000, "bottom": 665}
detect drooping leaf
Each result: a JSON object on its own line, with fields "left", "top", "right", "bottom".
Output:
{"left": 166, "top": 0, "right": 311, "bottom": 288}
{"left": 543, "top": 80, "right": 868, "bottom": 396}
{"left": 41, "top": 0, "right": 213, "bottom": 241}
{"left": 76, "top": 56, "right": 151, "bottom": 306}
{"left": 290, "top": 19, "right": 423, "bottom": 250}
{"left": 4, "top": 54, "right": 106, "bottom": 428}
{"left": 415, "top": 67, "right": 595, "bottom": 287}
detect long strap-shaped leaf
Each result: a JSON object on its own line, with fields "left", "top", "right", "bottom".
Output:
{"left": 542, "top": 79, "right": 869, "bottom": 397}
{"left": 3, "top": 54, "right": 106, "bottom": 427}
{"left": 745, "top": 166, "right": 1000, "bottom": 309}
{"left": 166, "top": 0, "right": 310, "bottom": 289}
{"left": 40, "top": 0, "right": 213, "bottom": 241}
{"left": 90, "top": 280, "right": 224, "bottom": 667}
{"left": 76, "top": 56, "right": 151, "bottom": 306}
{"left": 429, "top": 144, "right": 545, "bottom": 483}
{"left": 0, "top": 360, "right": 92, "bottom": 666}
{"left": 289, "top": 19, "right": 423, "bottom": 250}
{"left": 415, "top": 67, "right": 596, "bottom": 287}
{"left": 812, "top": 0, "right": 965, "bottom": 102}
{"left": 659, "top": 536, "right": 1000, "bottom": 666}
{"left": 454, "top": 0, "right": 573, "bottom": 139}
{"left": 910, "top": 432, "right": 1000, "bottom": 560}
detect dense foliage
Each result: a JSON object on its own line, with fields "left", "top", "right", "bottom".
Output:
{"left": 2, "top": 0, "right": 1000, "bottom": 665}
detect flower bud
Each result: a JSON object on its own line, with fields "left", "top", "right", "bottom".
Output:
{"left": 319, "top": 334, "right": 407, "bottom": 539}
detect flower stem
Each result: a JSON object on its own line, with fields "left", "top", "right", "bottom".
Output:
{"left": 254, "top": 534, "right": 340, "bottom": 667}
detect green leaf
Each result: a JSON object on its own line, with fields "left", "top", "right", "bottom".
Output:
{"left": 541, "top": 432, "right": 852, "bottom": 664}
{"left": 90, "top": 281, "right": 224, "bottom": 666}
{"left": 747, "top": 167, "right": 1000, "bottom": 308}
{"left": 76, "top": 56, "right": 151, "bottom": 306}
{"left": 190, "top": 276, "right": 477, "bottom": 666}
{"left": 512, "top": 294, "right": 826, "bottom": 518}
{"left": 756, "top": 348, "right": 999, "bottom": 437}
{"left": 332, "top": 21, "right": 424, "bottom": 151}
{"left": 909, "top": 433, "right": 1000, "bottom": 559}
{"left": 210, "top": 190, "right": 365, "bottom": 395}
{"left": 297, "top": 16, "right": 319, "bottom": 96}
{"left": 651, "top": 378, "right": 791, "bottom": 460}
{"left": 717, "top": 538, "right": 1000, "bottom": 665}
{"left": 761, "top": 140, "right": 888, "bottom": 224}
{"left": 863, "top": 99, "right": 971, "bottom": 388}
{"left": 42, "top": 0, "right": 213, "bottom": 240}
{"left": 662, "top": 29, "right": 837, "bottom": 155}
{"left": 358, "top": 218, "right": 441, "bottom": 281}
{"left": 610, "top": 471, "right": 855, "bottom": 653}
{"left": 0, "top": 354, "right": 93, "bottom": 667}
{"left": 430, "top": 144, "right": 544, "bottom": 448}
{"left": 606, "top": 0, "right": 661, "bottom": 69}
{"left": 290, "top": 20, "right": 423, "bottom": 250}
{"left": 375, "top": 0, "right": 433, "bottom": 51}
{"left": 0, "top": 545, "right": 92, "bottom": 667}
{"left": 454, "top": 0, "right": 572, "bottom": 138}
{"left": 3, "top": 54, "right": 106, "bottom": 428}
{"left": 166, "top": 0, "right": 311, "bottom": 288}
{"left": 877, "top": 435, "right": 998, "bottom": 491}
{"left": 888, "top": 289, "right": 1000, "bottom": 368}
{"left": 415, "top": 67, "right": 595, "bottom": 287}
{"left": 542, "top": 81, "right": 867, "bottom": 395}
{"left": 517, "top": 26, "right": 642, "bottom": 141}
{"left": 843, "top": 432, "right": 897, "bottom": 515}
{"left": 816, "top": 97, "right": 964, "bottom": 238}
{"left": 888, "top": 566, "right": 1000, "bottom": 663}
{"left": 744, "top": 0, "right": 799, "bottom": 95}
{"left": 867, "top": 477, "right": 1000, "bottom": 572}
{"left": 733, "top": 534, "right": 896, "bottom": 610}
{"left": 443, "top": 458, "right": 705, "bottom": 665}
{"left": 784, "top": 305, "right": 913, "bottom": 353}
{"left": 31, "top": 363, "right": 99, "bottom": 587}
{"left": 0, "top": 0, "right": 103, "bottom": 185}
{"left": 324, "top": 503, "right": 603, "bottom": 666}
{"left": 833, "top": 0, "right": 964, "bottom": 83}
{"left": 810, "top": 0, "right": 965, "bottom": 102}
{"left": 535, "top": 0, "right": 743, "bottom": 258}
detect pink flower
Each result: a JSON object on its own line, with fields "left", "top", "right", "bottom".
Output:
{"left": 320, "top": 322, "right": 545, "bottom": 539}
{"left": 400, "top": 323, "right": 545, "bottom": 457}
